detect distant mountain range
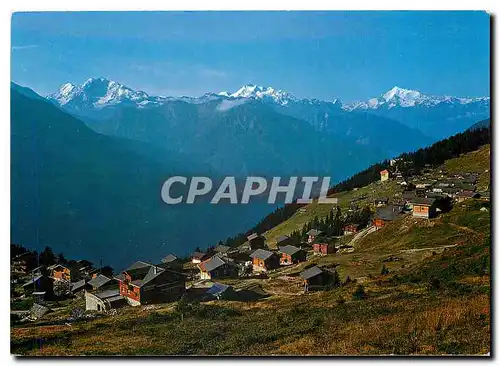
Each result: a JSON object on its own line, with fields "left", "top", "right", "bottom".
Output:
{"left": 48, "top": 78, "right": 490, "bottom": 143}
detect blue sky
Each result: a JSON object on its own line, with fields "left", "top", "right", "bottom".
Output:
{"left": 11, "top": 11, "right": 490, "bottom": 101}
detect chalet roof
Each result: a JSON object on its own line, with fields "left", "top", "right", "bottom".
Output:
{"left": 88, "top": 274, "right": 113, "bottom": 289}
{"left": 94, "top": 288, "right": 121, "bottom": 301}
{"left": 250, "top": 249, "right": 275, "bottom": 261}
{"left": 306, "top": 229, "right": 322, "bottom": 236}
{"left": 22, "top": 275, "right": 43, "bottom": 287}
{"left": 214, "top": 245, "right": 232, "bottom": 253}
{"left": 380, "top": 169, "right": 389, "bottom": 174}
{"left": 279, "top": 245, "right": 302, "bottom": 256}
{"left": 276, "top": 235, "right": 290, "bottom": 244}
{"left": 247, "top": 233, "right": 261, "bottom": 241}
{"left": 31, "top": 265, "right": 46, "bottom": 273}
{"left": 456, "top": 191, "right": 479, "bottom": 198}
{"left": 12, "top": 252, "right": 33, "bottom": 261}
{"left": 123, "top": 261, "right": 152, "bottom": 278}
{"left": 191, "top": 251, "right": 207, "bottom": 259}
{"left": 161, "top": 254, "right": 179, "bottom": 264}
{"left": 71, "top": 279, "right": 87, "bottom": 292}
{"left": 300, "top": 266, "right": 323, "bottom": 280}
{"left": 49, "top": 263, "right": 69, "bottom": 271}
{"left": 206, "top": 282, "right": 232, "bottom": 296}
{"left": 376, "top": 205, "right": 402, "bottom": 221}
{"left": 199, "top": 256, "right": 227, "bottom": 272}
{"left": 124, "top": 261, "right": 151, "bottom": 272}
{"left": 76, "top": 259, "right": 93, "bottom": 268}
{"left": 409, "top": 197, "right": 436, "bottom": 206}
{"left": 141, "top": 265, "right": 166, "bottom": 286}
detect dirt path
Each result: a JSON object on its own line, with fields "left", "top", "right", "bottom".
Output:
{"left": 349, "top": 226, "right": 377, "bottom": 246}
{"left": 400, "top": 244, "right": 458, "bottom": 254}
{"left": 448, "top": 222, "right": 482, "bottom": 236}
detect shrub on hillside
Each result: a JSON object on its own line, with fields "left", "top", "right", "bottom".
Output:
{"left": 352, "top": 284, "right": 367, "bottom": 300}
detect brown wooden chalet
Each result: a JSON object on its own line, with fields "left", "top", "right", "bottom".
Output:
{"left": 409, "top": 197, "right": 437, "bottom": 219}
{"left": 246, "top": 233, "right": 266, "bottom": 250}
{"left": 278, "top": 245, "right": 306, "bottom": 265}
{"left": 455, "top": 191, "right": 481, "bottom": 203}
{"left": 306, "top": 229, "right": 322, "bottom": 244}
{"left": 159, "top": 254, "right": 182, "bottom": 269}
{"left": 213, "top": 245, "right": 237, "bottom": 257}
{"left": 48, "top": 264, "right": 73, "bottom": 282}
{"left": 87, "top": 274, "right": 118, "bottom": 292}
{"left": 249, "top": 249, "right": 280, "bottom": 271}
{"left": 373, "top": 205, "right": 403, "bottom": 229}
{"left": 191, "top": 251, "right": 209, "bottom": 264}
{"left": 276, "top": 235, "right": 294, "bottom": 247}
{"left": 312, "top": 242, "right": 335, "bottom": 255}
{"left": 343, "top": 224, "right": 359, "bottom": 235}
{"left": 115, "top": 261, "right": 185, "bottom": 306}
{"left": 300, "top": 266, "right": 336, "bottom": 292}
{"left": 22, "top": 274, "right": 54, "bottom": 299}
{"left": 198, "top": 255, "right": 238, "bottom": 280}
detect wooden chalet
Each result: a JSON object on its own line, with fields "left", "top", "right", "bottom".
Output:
{"left": 300, "top": 266, "right": 336, "bottom": 292}
{"left": 306, "top": 229, "right": 322, "bottom": 244}
{"left": 191, "top": 251, "right": 209, "bottom": 264}
{"left": 276, "top": 235, "right": 294, "bottom": 247}
{"left": 22, "top": 275, "right": 54, "bottom": 299}
{"left": 87, "top": 274, "right": 118, "bottom": 292}
{"left": 159, "top": 254, "right": 182, "bottom": 269}
{"left": 374, "top": 197, "right": 389, "bottom": 206}
{"left": 205, "top": 283, "right": 236, "bottom": 300}
{"left": 380, "top": 169, "right": 390, "bottom": 182}
{"left": 85, "top": 289, "right": 126, "bottom": 312}
{"left": 198, "top": 256, "right": 238, "bottom": 280}
{"left": 70, "top": 279, "right": 90, "bottom": 295}
{"left": 249, "top": 249, "right": 280, "bottom": 271}
{"left": 48, "top": 264, "right": 73, "bottom": 282}
{"left": 246, "top": 233, "right": 266, "bottom": 250}
{"left": 373, "top": 205, "right": 403, "bottom": 229}
{"left": 343, "top": 224, "right": 359, "bottom": 235}
{"left": 115, "top": 261, "right": 185, "bottom": 306}
{"left": 278, "top": 245, "right": 306, "bottom": 265}
{"left": 455, "top": 191, "right": 481, "bottom": 203}
{"left": 479, "top": 191, "right": 490, "bottom": 202}
{"left": 409, "top": 197, "right": 437, "bottom": 219}
{"left": 312, "top": 242, "right": 335, "bottom": 255}
{"left": 213, "top": 245, "right": 237, "bottom": 257}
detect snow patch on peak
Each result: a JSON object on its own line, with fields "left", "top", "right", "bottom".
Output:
{"left": 223, "top": 83, "right": 297, "bottom": 106}
{"left": 343, "top": 86, "right": 489, "bottom": 111}
{"left": 48, "top": 77, "right": 159, "bottom": 110}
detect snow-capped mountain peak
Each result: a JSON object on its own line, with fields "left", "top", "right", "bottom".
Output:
{"left": 225, "top": 84, "right": 297, "bottom": 105}
{"left": 343, "top": 86, "right": 489, "bottom": 111}
{"left": 48, "top": 77, "right": 163, "bottom": 111}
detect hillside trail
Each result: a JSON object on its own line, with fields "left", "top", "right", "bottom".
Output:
{"left": 447, "top": 222, "right": 482, "bottom": 236}
{"left": 349, "top": 226, "right": 377, "bottom": 247}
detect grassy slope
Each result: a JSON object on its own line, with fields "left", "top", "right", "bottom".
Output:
{"left": 444, "top": 144, "right": 490, "bottom": 191}
{"left": 264, "top": 179, "right": 401, "bottom": 248}
{"left": 11, "top": 147, "right": 491, "bottom": 356}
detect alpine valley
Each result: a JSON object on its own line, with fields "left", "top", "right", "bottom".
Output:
{"left": 11, "top": 79, "right": 490, "bottom": 267}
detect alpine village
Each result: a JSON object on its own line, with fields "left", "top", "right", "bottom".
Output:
{"left": 11, "top": 123, "right": 491, "bottom": 355}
